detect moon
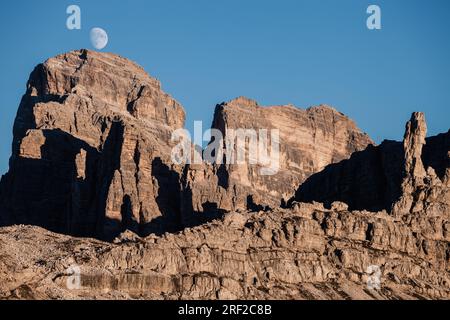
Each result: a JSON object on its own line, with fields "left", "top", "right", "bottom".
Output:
{"left": 90, "top": 27, "right": 108, "bottom": 50}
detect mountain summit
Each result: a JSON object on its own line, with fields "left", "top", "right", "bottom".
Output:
{"left": 0, "top": 50, "right": 448, "bottom": 300}
{"left": 0, "top": 50, "right": 372, "bottom": 239}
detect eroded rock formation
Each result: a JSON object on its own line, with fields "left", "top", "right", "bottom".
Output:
{"left": 0, "top": 50, "right": 448, "bottom": 300}
{"left": 1, "top": 199, "right": 449, "bottom": 299}
{"left": 183, "top": 97, "right": 373, "bottom": 218}
{"left": 0, "top": 50, "right": 372, "bottom": 239}
{"left": 293, "top": 112, "right": 450, "bottom": 216}
{"left": 0, "top": 49, "right": 186, "bottom": 239}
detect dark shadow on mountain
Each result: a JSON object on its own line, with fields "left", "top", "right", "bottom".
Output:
{"left": 94, "top": 120, "right": 127, "bottom": 241}
{"left": 0, "top": 128, "right": 100, "bottom": 237}
{"left": 177, "top": 199, "right": 225, "bottom": 230}
{"left": 138, "top": 157, "right": 183, "bottom": 236}
{"left": 120, "top": 195, "right": 136, "bottom": 233}
{"left": 290, "top": 129, "right": 450, "bottom": 213}
{"left": 0, "top": 123, "right": 227, "bottom": 241}
{"left": 290, "top": 141, "right": 404, "bottom": 212}
{"left": 217, "top": 163, "right": 229, "bottom": 189}
{"left": 247, "top": 195, "right": 270, "bottom": 212}
{"left": 199, "top": 201, "right": 227, "bottom": 223}
{"left": 422, "top": 130, "right": 450, "bottom": 180}
{"left": 136, "top": 159, "right": 226, "bottom": 237}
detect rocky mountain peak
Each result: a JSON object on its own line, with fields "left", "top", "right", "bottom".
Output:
{"left": 0, "top": 50, "right": 376, "bottom": 239}
{"left": 28, "top": 49, "right": 185, "bottom": 126}
{"left": 403, "top": 112, "right": 427, "bottom": 181}
{"left": 0, "top": 51, "right": 448, "bottom": 300}
{"left": 1, "top": 50, "right": 448, "bottom": 240}
{"left": 225, "top": 96, "right": 259, "bottom": 108}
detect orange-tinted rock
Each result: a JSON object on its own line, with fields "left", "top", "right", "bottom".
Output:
{"left": 0, "top": 50, "right": 186, "bottom": 239}
{"left": 183, "top": 97, "right": 373, "bottom": 218}
{"left": 0, "top": 51, "right": 373, "bottom": 238}
{"left": 0, "top": 50, "right": 449, "bottom": 300}
{"left": 294, "top": 112, "right": 450, "bottom": 219}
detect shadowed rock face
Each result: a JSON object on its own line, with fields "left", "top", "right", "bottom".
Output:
{"left": 0, "top": 49, "right": 187, "bottom": 240}
{"left": 183, "top": 97, "right": 373, "bottom": 217}
{"left": 293, "top": 113, "right": 450, "bottom": 216}
{"left": 0, "top": 51, "right": 372, "bottom": 239}
{"left": 0, "top": 50, "right": 449, "bottom": 300}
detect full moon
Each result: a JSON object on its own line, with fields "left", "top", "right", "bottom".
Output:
{"left": 90, "top": 27, "right": 108, "bottom": 50}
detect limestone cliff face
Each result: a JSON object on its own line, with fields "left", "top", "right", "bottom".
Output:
{"left": 0, "top": 50, "right": 449, "bottom": 300}
{"left": 2, "top": 111, "right": 448, "bottom": 300}
{"left": 0, "top": 49, "right": 186, "bottom": 239}
{"left": 183, "top": 97, "right": 373, "bottom": 219}
{"left": 1, "top": 199, "right": 449, "bottom": 299}
{"left": 0, "top": 51, "right": 373, "bottom": 239}
{"left": 294, "top": 112, "right": 450, "bottom": 217}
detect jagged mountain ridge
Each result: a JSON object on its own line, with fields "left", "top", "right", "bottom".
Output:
{"left": 0, "top": 50, "right": 448, "bottom": 300}
{"left": 0, "top": 49, "right": 372, "bottom": 239}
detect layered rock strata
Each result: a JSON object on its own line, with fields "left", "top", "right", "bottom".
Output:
{"left": 183, "top": 97, "right": 373, "bottom": 219}
{"left": 0, "top": 50, "right": 186, "bottom": 239}
{"left": 294, "top": 113, "right": 450, "bottom": 216}
{"left": 0, "top": 50, "right": 372, "bottom": 239}
{"left": 0, "top": 50, "right": 448, "bottom": 300}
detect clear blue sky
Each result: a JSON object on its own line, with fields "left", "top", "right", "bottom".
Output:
{"left": 1, "top": 0, "right": 449, "bottom": 174}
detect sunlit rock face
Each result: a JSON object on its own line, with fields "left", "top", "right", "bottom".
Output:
{"left": 294, "top": 112, "right": 450, "bottom": 216}
{"left": 182, "top": 97, "right": 374, "bottom": 223}
{"left": 0, "top": 49, "right": 187, "bottom": 239}
{"left": 0, "top": 50, "right": 449, "bottom": 300}
{"left": 0, "top": 50, "right": 372, "bottom": 239}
